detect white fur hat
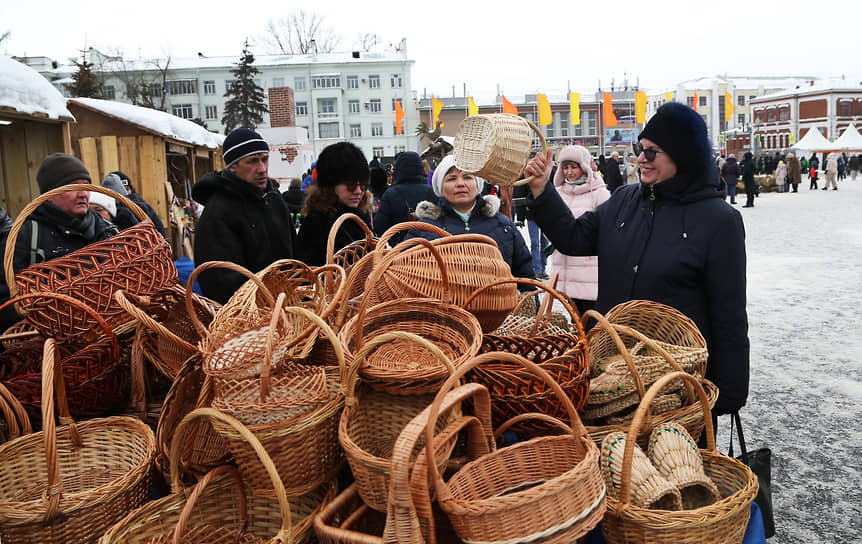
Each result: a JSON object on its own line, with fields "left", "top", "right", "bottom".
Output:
{"left": 431, "top": 155, "right": 484, "bottom": 196}
{"left": 88, "top": 190, "right": 117, "bottom": 218}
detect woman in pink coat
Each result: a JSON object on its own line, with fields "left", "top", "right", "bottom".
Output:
{"left": 549, "top": 145, "right": 611, "bottom": 315}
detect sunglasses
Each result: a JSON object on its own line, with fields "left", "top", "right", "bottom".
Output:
{"left": 341, "top": 180, "right": 368, "bottom": 191}
{"left": 633, "top": 143, "right": 666, "bottom": 162}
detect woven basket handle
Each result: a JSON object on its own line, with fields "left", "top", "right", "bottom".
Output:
{"left": 282, "top": 304, "right": 346, "bottom": 384}
{"left": 313, "top": 264, "right": 347, "bottom": 325}
{"left": 0, "top": 381, "right": 32, "bottom": 440}
{"left": 425, "top": 351, "right": 588, "bottom": 503}
{"left": 617, "top": 372, "right": 715, "bottom": 512}
{"left": 258, "top": 292, "right": 292, "bottom": 401}
{"left": 462, "top": 277, "right": 584, "bottom": 338}
{"left": 184, "top": 260, "right": 277, "bottom": 338}
{"left": 172, "top": 464, "right": 249, "bottom": 544}
{"left": 344, "top": 330, "right": 456, "bottom": 405}
{"left": 325, "top": 213, "right": 376, "bottom": 265}
{"left": 114, "top": 289, "right": 197, "bottom": 354}
{"left": 4, "top": 183, "right": 151, "bottom": 302}
{"left": 376, "top": 220, "right": 450, "bottom": 251}
{"left": 353, "top": 236, "right": 451, "bottom": 353}
{"left": 40, "top": 337, "right": 83, "bottom": 522}
{"left": 531, "top": 272, "right": 560, "bottom": 336}
{"left": 494, "top": 412, "right": 573, "bottom": 440}
{"left": 581, "top": 309, "right": 646, "bottom": 398}
{"left": 513, "top": 118, "right": 548, "bottom": 187}
{"left": 170, "top": 408, "right": 294, "bottom": 541}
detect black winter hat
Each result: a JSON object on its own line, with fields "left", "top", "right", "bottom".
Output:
{"left": 223, "top": 128, "right": 269, "bottom": 166}
{"left": 391, "top": 151, "right": 426, "bottom": 184}
{"left": 315, "top": 142, "right": 369, "bottom": 188}
{"left": 36, "top": 153, "right": 91, "bottom": 194}
{"left": 638, "top": 102, "right": 713, "bottom": 178}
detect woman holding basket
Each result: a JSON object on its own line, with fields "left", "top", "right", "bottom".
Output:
{"left": 524, "top": 102, "right": 750, "bottom": 417}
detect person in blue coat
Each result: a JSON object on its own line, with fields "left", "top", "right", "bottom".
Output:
{"left": 372, "top": 151, "right": 436, "bottom": 245}
{"left": 524, "top": 102, "right": 749, "bottom": 416}
{"left": 408, "top": 155, "right": 534, "bottom": 281}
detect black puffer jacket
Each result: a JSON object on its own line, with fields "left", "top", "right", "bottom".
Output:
{"left": 528, "top": 174, "right": 749, "bottom": 414}
{"left": 721, "top": 157, "right": 740, "bottom": 186}
{"left": 128, "top": 190, "right": 168, "bottom": 239}
{"left": 372, "top": 152, "right": 436, "bottom": 244}
{"left": 296, "top": 205, "right": 372, "bottom": 267}
{"left": 192, "top": 169, "right": 297, "bottom": 304}
{"left": 409, "top": 195, "right": 535, "bottom": 281}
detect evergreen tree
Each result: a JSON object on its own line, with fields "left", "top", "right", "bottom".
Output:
{"left": 68, "top": 53, "right": 103, "bottom": 98}
{"left": 221, "top": 40, "right": 269, "bottom": 133}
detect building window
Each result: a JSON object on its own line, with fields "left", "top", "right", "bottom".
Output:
{"left": 737, "top": 113, "right": 745, "bottom": 126}
{"left": 687, "top": 96, "right": 695, "bottom": 108}
{"left": 373, "top": 146, "right": 384, "bottom": 158}
{"left": 754, "top": 109, "right": 763, "bottom": 123}
{"left": 225, "top": 81, "right": 235, "bottom": 93}
{"left": 699, "top": 96, "right": 707, "bottom": 106}
{"left": 838, "top": 100, "right": 852, "bottom": 116}
{"left": 585, "top": 111, "right": 597, "bottom": 135}
{"left": 559, "top": 112, "right": 569, "bottom": 137}
{"left": 394, "top": 145, "right": 406, "bottom": 154}
{"left": 779, "top": 107, "right": 790, "bottom": 121}
{"left": 368, "top": 75, "right": 380, "bottom": 89}
{"left": 346, "top": 76, "right": 359, "bottom": 89}
{"left": 318, "top": 98, "right": 337, "bottom": 114}
{"left": 103, "top": 85, "right": 115, "bottom": 99}
{"left": 166, "top": 79, "right": 196, "bottom": 95}
{"left": 319, "top": 122, "right": 339, "bottom": 139}
{"left": 767, "top": 108, "right": 777, "bottom": 122}
{"left": 737, "top": 95, "right": 745, "bottom": 106}
{"left": 348, "top": 100, "right": 360, "bottom": 114}
{"left": 392, "top": 122, "right": 405, "bottom": 135}
{"left": 205, "top": 105, "right": 217, "bottom": 119}
{"left": 172, "top": 104, "right": 193, "bottom": 119}
{"left": 391, "top": 98, "right": 399, "bottom": 111}
{"left": 296, "top": 102, "right": 308, "bottom": 116}
{"left": 203, "top": 80, "right": 216, "bottom": 94}
{"left": 391, "top": 73, "right": 402, "bottom": 88}
{"left": 368, "top": 99, "right": 382, "bottom": 113}
{"left": 294, "top": 77, "right": 307, "bottom": 91}
{"left": 350, "top": 124, "right": 361, "bottom": 137}
{"left": 272, "top": 77, "right": 284, "bottom": 87}
{"left": 371, "top": 122, "right": 383, "bottom": 136}
{"left": 312, "top": 76, "right": 340, "bottom": 89}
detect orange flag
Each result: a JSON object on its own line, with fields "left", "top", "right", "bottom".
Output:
{"left": 693, "top": 91, "right": 699, "bottom": 112}
{"left": 502, "top": 95, "right": 518, "bottom": 115}
{"left": 395, "top": 99, "right": 405, "bottom": 135}
{"left": 603, "top": 93, "right": 617, "bottom": 127}
{"left": 432, "top": 97, "right": 444, "bottom": 128}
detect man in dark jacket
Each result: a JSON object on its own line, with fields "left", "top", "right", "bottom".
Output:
{"left": 525, "top": 102, "right": 749, "bottom": 416}
{"left": 740, "top": 151, "right": 757, "bottom": 208}
{"left": 604, "top": 152, "right": 624, "bottom": 193}
{"left": 192, "top": 128, "right": 297, "bottom": 304}
{"left": 372, "top": 151, "right": 437, "bottom": 244}
{"left": 0, "top": 153, "right": 119, "bottom": 331}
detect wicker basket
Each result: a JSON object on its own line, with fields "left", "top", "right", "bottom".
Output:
{"left": 453, "top": 113, "right": 548, "bottom": 187}
{"left": 340, "top": 237, "right": 483, "bottom": 395}
{"left": 0, "top": 320, "right": 40, "bottom": 350}
{"left": 581, "top": 310, "right": 717, "bottom": 449}
{"left": 209, "top": 307, "right": 347, "bottom": 498}
{"left": 601, "top": 372, "right": 758, "bottom": 544}
{"left": 0, "top": 337, "right": 155, "bottom": 544}
{"left": 463, "top": 277, "right": 590, "bottom": 432}
{"left": 339, "top": 331, "right": 461, "bottom": 512}
{"left": 426, "top": 351, "right": 606, "bottom": 544}
{"left": 0, "top": 381, "right": 31, "bottom": 444}
{"left": 0, "top": 293, "right": 130, "bottom": 423}
{"left": 3, "top": 183, "right": 177, "bottom": 342}
{"left": 325, "top": 212, "right": 378, "bottom": 323}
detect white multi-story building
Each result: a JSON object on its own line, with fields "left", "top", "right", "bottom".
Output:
{"left": 21, "top": 40, "right": 419, "bottom": 160}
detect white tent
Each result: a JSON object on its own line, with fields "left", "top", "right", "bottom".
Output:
{"left": 791, "top": 127, "right": 835, "bottom": 152}
{"left": 833, "top": 124, "right": 862, "bottom": 152}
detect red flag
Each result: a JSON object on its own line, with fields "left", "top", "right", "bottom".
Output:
{"left": 603, "top": 93, "right": 617, "bottom": 127}
{"left": 395, "top": 99, "right": 405, "bottom": 135}
{"left": 502, "top": 95, "right": 518, "bottom": 115}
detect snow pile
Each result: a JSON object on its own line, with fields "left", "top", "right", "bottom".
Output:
{"left": 71, "top": 97, "right": 224, "bottom": 149}
{"left": 0, "top": 56, "right": 74, "bottom": 120}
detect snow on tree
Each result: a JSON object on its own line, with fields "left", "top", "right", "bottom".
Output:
{"left": 221, "top": 40, "right": 269, "bottom": 133}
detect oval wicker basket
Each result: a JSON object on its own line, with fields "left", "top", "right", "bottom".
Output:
{"left": 453, "top": 113, "right": 548, "bottom": 187}
{"left": 3, "top": 183, "right": 177, "bottom": 342}
{"left": 601, "top": 372, "right": 758, "bottom": 544}
{"left": 0, "top": 381, "right": 31, "bottom": 445}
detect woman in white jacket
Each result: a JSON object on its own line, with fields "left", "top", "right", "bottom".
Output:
{"left": 549, "top": 145, "right": 611, "bottom": 315}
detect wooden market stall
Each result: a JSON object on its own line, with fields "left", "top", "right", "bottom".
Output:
{"left": 0, "top": 56, "right": 74, "bottom": 219}
{"left": 66, "top": 98, "right": 224, "bottom": 258}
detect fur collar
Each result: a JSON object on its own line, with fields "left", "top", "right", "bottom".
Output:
{"left": 415, "top": 195, "right": 500, "bottom": 220}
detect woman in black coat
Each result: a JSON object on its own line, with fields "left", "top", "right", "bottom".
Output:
{"left": 740, "top": 152, "right": 757, "bottom": 208}
{"left": 525, "top": 102, "right": 750, "bottom": 417}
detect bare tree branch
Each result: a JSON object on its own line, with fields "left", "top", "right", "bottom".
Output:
{"left": 258, "top": 10, "right": 341, "bottom": 55}
{"left": 355, "top": 33, "right": 381, "bottom": 51}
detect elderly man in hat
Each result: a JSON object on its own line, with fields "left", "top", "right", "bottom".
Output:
{"left": 0, "top": 153, "right": 118, "bottom": 331}
{"left": 191, "top": 128, "right": 297, "bottom": 304}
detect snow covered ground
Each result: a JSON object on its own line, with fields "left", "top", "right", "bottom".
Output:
{"left": 533, "top": 177, "right": 862, "bottom": 542}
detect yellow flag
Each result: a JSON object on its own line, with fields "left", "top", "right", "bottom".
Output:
{"left": 432, "top": 97, "right": 444, "bottom": 128}
{"left": 570, "top": 92, "right": 580, "bottom": 125}
{"left": 666, "top": 91, "right": 674, "bottom": 103}
{"left": 467, "top": 96, "right": 479, "bottom": 116}
{"left": 537, "top": 93, "right": 552, "bottom": 126}
{"left": 635, "top": 92, "right": 647, "bottom": 123}
{"left": 725, "top": 92, "right": 734, "bottom": 122}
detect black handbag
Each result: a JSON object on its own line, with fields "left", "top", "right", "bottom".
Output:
{"left": 729, "top": 411, "right": 775, "bottom": 538}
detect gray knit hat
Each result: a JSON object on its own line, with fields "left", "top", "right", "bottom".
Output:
{"left": 102, "top": 173, "right": 128, "bottom": 196}
{"left": 36, "top": 153, "right": 91, "bottom": 194}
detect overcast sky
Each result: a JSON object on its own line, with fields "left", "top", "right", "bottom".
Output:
{"left": 3, "top": 0, "right": 859, "bottom": 104}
